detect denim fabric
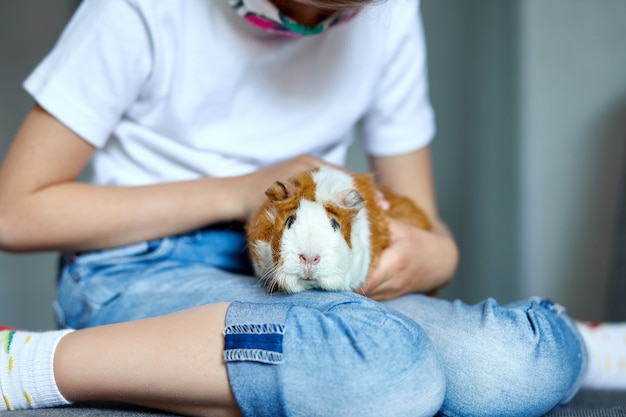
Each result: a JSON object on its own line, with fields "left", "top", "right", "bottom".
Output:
{"left": 385, "top": 296, "right": 588, "bottom": 417}
{"left": 224, "top": 292, "right": 446, "bottom": 417}
{"left": 56, "top": 229, "right": 587, "bottom": 417}
{"left": 56, "top": 229, "right": 259, "bottom": 328}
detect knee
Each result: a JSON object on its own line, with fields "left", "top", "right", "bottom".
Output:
{"left": 440, "top": 298, "right": 585, "bottom": 417}
{"left": 512, "top": 299, "right": 586, "bottom": 407}
{"left": 291, "top": 299, "right": 446, "bottom": 417}
{"left": 226, "top": 293, "right": 446, "bottom": 417}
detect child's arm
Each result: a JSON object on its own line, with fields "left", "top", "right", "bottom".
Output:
{"left": 360, "top": 146, "right": 459, "bottom": 300}
{"left": 0, "top": 105, "right": 325, "bottom": 253}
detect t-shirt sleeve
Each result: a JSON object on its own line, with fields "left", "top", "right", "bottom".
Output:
{"left": 23, "top": 0, "right": 152, "bottom": 148}
{"left": 361, "top": 0, "right": 435, "bottom": 157}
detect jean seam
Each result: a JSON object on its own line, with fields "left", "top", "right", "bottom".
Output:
{"left": 73, "top": 238, "right": 174, "bottom": 268}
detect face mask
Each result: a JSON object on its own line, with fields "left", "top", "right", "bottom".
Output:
{"left": 227, "top": 0, "right": 360, "bottom": 37}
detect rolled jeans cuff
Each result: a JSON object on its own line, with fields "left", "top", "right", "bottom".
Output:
{"left": 224, "top": 301, "right": 291, "bottom": 416}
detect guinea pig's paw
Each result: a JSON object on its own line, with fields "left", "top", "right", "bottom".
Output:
{"left": 267, "top": 270, "right": 310, "bottom": 294}
{"left": 264, "top": 282, "right": 280, "bottom": 294}
{"left": 279, "top": 281, "right": 310, "bottom": 294}
{"left": 317, "top": 279, "right": 354, "bottom": 292}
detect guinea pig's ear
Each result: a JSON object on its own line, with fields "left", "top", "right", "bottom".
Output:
{"left": 333, "top": 189, "right": 365, "bottom": 210}
{"left": 265, "top": 180, "right": 296, "bottom": 202}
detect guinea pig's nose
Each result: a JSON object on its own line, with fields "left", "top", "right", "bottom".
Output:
{"left": 299, "top": 253, "right": 321, "bottom": 265}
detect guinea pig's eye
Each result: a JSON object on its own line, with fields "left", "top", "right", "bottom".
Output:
{"left": 285, "top": 215, "right": 296, "bottom": 229}
{"left": 330, "top": 218, "right": 340, "bottom": 231}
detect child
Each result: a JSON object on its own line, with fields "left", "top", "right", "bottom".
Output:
{"left": 0, "top": 0, "right": 619, "bottom": 415}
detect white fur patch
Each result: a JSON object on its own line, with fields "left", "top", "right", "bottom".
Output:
{"left": 312, "top": 166, "right": 355, "bottom": 203}
{"left": 273, "top": 168, "right": 372, "bottom": 292}
{"left": 314, "top": 166, "right": 372, "bottom": 289}
{"left": 278, "top": 200, "right": 350, "bottom": 292}
{"left": 251, "top": 240, "right": 275, "bottom": 282}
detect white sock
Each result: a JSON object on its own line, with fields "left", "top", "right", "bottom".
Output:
{"left": 577, "top": 321, "right": 626, "bottom": 390}
{"left": 0, "top": 328, "right": 74, "bottom": 410}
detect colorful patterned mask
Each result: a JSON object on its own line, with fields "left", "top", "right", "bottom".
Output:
{"left": 227, "top": 0, "right": 360, "bottom": 37}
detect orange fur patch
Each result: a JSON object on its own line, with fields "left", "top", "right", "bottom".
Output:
{"left": 247, "top": 169, "right": 320, "bottom": 266}
{"left": 323, "top": 203, "right": 357, "bottom": 249}
{"left": 380, "top": 187, "right": 432, "bottom": 231}
{"left": 352, "top": 173, "right": 390, "bottom": 277}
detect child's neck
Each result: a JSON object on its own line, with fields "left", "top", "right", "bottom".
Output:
{"left": 269, "top": 1, "right": 333, "bottom": 26}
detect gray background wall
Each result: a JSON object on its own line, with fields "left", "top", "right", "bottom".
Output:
{"left": 1, "top": 0, "right": 624, "bottom": 330}
{"left": 0, "top": 1, "right": 81, "bottom": 330}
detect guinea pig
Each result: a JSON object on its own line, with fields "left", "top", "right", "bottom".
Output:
{"left": 246, "top": 165, "right": 432, "bottom": 294}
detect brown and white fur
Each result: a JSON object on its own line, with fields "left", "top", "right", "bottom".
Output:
{"left": 246, "top": 165, "right": 432, "bottom": 293}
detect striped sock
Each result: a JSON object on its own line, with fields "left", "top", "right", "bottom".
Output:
{"left": 577, "top": 321, "right": 626, "bottom": 390}
{"left": 0, "top": 328, "right": 73, "bottom": 410}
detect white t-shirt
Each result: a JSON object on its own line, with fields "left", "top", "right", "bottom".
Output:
{"left": 24, "top": 0, "right": 435, "bottom": 186}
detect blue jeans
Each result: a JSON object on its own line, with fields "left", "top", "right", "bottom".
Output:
{"left": 57, "top": 229, "right": 587, "bottom": 417}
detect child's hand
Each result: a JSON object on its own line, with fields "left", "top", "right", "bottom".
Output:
{"left": 358, "top": 217, "right": 458, "bottom": 301}
{"left": 235, "top": 155, "right": 335, "bottom": 220}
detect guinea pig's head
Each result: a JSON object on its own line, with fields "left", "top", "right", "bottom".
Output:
{"left": 262, "top": 168, "right": 371, "bottom": 293}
